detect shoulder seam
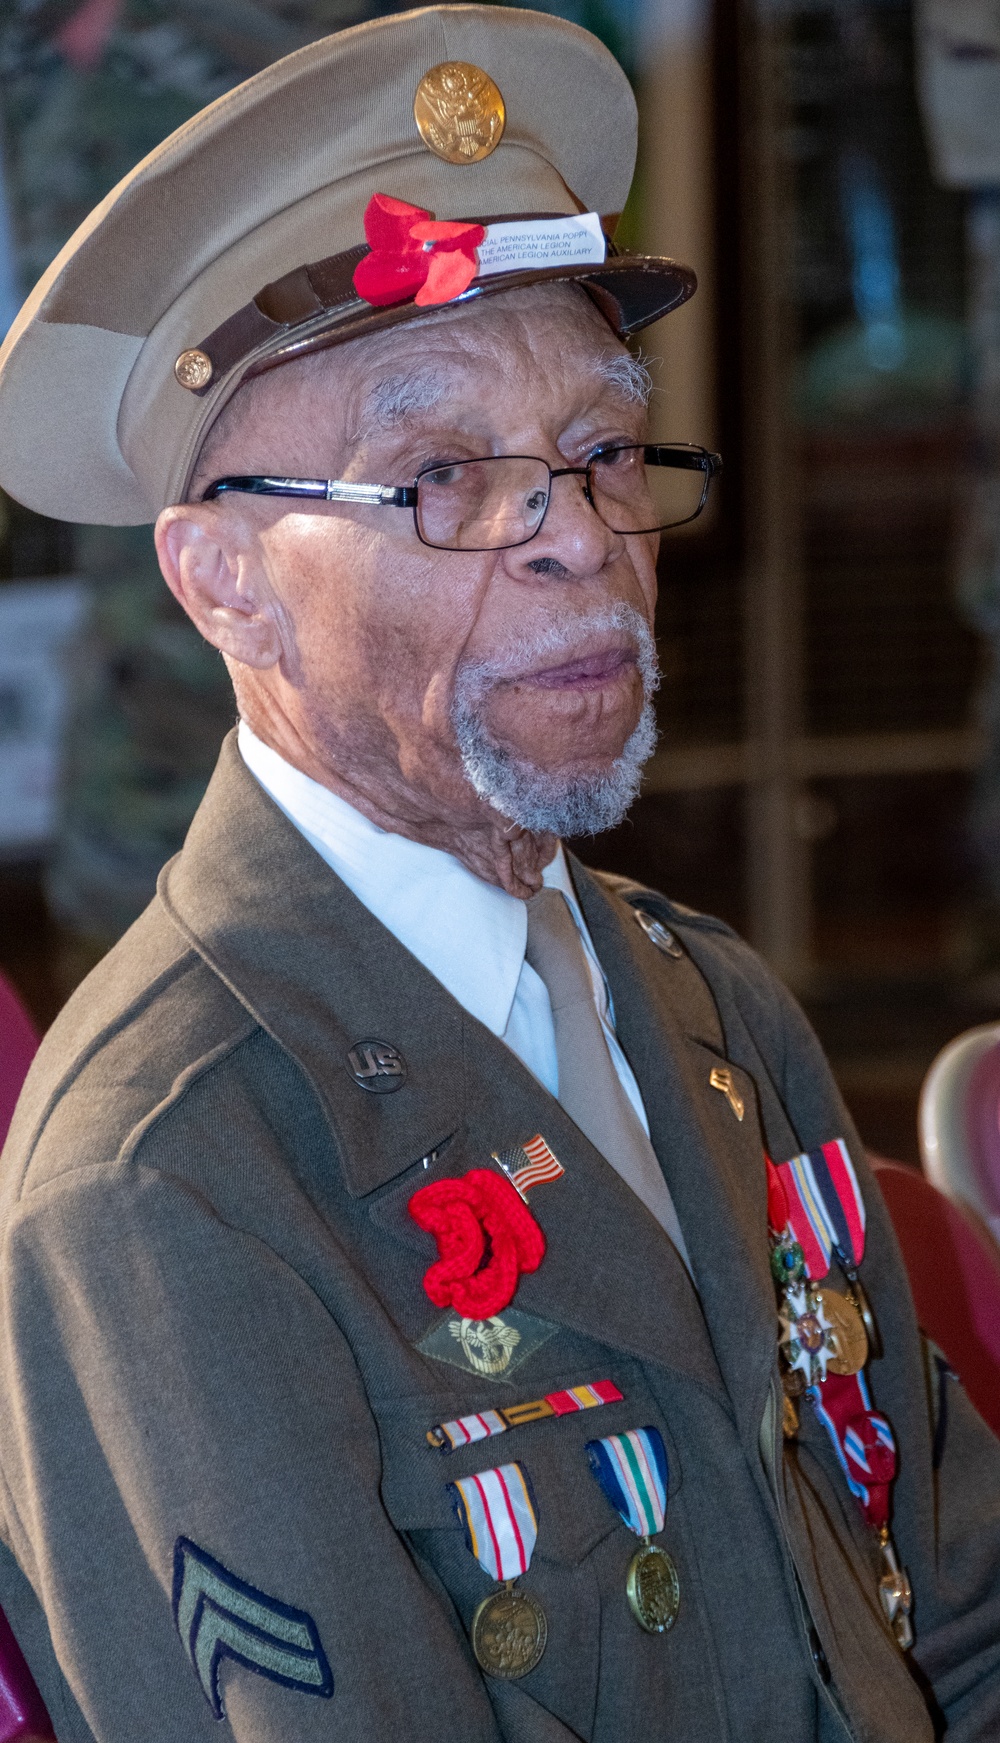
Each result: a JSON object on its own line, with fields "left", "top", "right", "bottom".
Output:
{"left": 119, "top": 1023, "right": 261, "bottom": 1171}
{"left": 20, "top": 1022, "right": 261, "bottom": 1199}
{"left": 16, "top": 954, "right": 256, "bottom": 1196}
{"left": 15, "top": 949, "right": 203, "bottom": 1182}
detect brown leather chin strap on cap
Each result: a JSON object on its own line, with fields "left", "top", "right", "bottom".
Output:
{"left": 185, "top": 244, "right": 370, "bottom": 393}
{"left": 179, "top": 222, "right": 696, "bottom": 398}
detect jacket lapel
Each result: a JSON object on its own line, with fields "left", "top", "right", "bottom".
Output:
{"left": 570, "top": 862, "right": 780, "bottom": 1443}
{"left": 452, "top": 1020, "right": 725, "bottom": 1397}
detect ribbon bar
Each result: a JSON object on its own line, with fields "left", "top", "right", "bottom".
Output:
{"left": 449, "top": 1463, "right": 539, "bottom": 1583}
{"left": 430, "top": 1379, "right": 622, "bottom": 1451}
{"left": 776, "top": 1138, "right": 866, "bottom": 1278}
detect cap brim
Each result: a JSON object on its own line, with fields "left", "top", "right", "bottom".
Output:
{"left": 235, "top": 252, "right": 697, "bottom": 384}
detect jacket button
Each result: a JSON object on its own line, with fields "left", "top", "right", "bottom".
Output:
{"left": 633, "top": 908, "right": 684, "bottom": 958}
{"left": 808, "top": 1625, "right": 831, "bottom": 1684}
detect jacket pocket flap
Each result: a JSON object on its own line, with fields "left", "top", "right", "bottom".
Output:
{"left": 376, "top": 1367, "right": 650, "bottom": 1567}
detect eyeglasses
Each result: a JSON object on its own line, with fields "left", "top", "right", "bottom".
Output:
{"left": 202, "top": 443, "right": 722, "bottom": 552}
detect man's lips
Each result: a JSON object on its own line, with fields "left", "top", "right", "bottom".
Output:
{"left": 510, "top": 645, "right": 637, "bottom": 692}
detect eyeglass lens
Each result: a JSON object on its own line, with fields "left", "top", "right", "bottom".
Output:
{"left": 417, "top": 457, "right": 551, "bottom": 551}
{"left": 414, "top": 448, "right": 710, "bottom": 551}
{"left": 590, "top": 446, "right": 708, "bottom": 536}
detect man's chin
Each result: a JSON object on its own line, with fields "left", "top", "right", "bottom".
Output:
{"left": 451, "top": 699, "right": 659, "bottom": 839}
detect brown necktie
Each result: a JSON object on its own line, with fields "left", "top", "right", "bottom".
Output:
{"left": 525, "top": 888, "right": 692, "bottom": 1274}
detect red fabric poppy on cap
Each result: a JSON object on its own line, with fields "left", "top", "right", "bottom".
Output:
{"left": 352, "top": 193, "right": 486, "bottom": 309}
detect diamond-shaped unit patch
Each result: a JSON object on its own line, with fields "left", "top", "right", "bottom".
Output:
{"left": 416, "top": 1307, "right": 559, "bottom": 1383}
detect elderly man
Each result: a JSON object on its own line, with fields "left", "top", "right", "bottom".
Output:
{"left": 0, "top": 7, "right": 997, "bottom": 1740}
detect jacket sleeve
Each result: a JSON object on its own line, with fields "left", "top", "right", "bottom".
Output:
{"left": 698, "top": 926, "right": 1000, "bottom": 1741}
{"left": 0, "top": 1161, "right": 501, "bottom": 1743}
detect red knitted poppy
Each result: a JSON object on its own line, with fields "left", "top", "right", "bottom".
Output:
{"left": 352, "top": 193, "right": 486, "bottom": 310}
{"left": 408, "top": 1168, "right": 546, "bottom": 1317}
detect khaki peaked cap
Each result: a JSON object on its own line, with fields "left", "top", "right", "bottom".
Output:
{"left": 0, "top": 5, "right": 696, "bottom": 527}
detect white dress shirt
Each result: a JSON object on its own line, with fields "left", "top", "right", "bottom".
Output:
{"left": 238, "top": 722, "right": 652, "bottom": 1133}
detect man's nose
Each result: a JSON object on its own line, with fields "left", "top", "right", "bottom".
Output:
{"left": 505, "top": 470, "right": 623, "bottom": 580}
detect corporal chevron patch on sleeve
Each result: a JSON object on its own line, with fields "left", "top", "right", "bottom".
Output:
{"left": 172, "top": 1537, "right": 333, "bottom": 1720}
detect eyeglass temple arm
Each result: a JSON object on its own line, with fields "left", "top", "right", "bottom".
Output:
{"left": 202, "top": 451, "right": 722, "bottom": 502}
{"left": 644, "top": 446, "right": 723, "bottom": 476}
{"left": 202, "top": 476, "right": 419, "bottom": 506}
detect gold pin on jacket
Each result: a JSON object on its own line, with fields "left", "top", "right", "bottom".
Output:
{"left": 709, "top": 1065, "right": 745, "bottom": 1121}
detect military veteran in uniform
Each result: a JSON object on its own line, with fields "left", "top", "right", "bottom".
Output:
{"left": 0, "top": 7, "right": 998, "bottom": 1740}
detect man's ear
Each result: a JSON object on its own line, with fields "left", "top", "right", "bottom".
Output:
{"left": 154, "top": 504, "right": 283, "bottom": 669}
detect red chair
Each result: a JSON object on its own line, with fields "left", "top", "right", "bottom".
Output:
{"left": 0, "top": 975, "right": 38, "bottom": 1154}
{"left": 0, "top": 975, "right": 53, "bottom": 1739}
{"left": 0, "top": 1607, "right": 54, "bottom": 1743}
{"left": 872, "top": 1158, "right": 1000, "bottom": 1439}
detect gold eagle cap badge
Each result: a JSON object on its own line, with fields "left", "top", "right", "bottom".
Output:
{"left": 414, "top": 61, "right": 506, "bottom": 165}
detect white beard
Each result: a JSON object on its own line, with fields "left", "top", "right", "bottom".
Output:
{"left": 450, "top": 603, "right": 660, "bottom": 838}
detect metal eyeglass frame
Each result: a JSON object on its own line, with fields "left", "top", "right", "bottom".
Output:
{"left": 201, "top": 442, "right": 723, "bottom": 551}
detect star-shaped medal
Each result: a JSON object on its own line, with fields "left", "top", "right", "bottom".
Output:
{"left": 779, "top": 1282, "right": 835, "bottom": 1386}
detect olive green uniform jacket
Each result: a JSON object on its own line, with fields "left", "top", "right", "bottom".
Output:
{"left": 0, "top": 735, "right": 998, "bottom": 1742}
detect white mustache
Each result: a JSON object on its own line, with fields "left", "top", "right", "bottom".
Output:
{"left": 453, "top": 603, "right": 660, "bottom": 703}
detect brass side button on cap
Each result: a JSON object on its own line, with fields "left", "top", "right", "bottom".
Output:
{"left": 414, "top": 61, "right": 506, "bottom": 164}
{"left": 174, "top": 348, "right": 213, "bottom": 391}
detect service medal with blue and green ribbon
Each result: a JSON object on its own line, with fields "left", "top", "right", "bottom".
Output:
{"left": 585, "top": 1427, "right": 680, "bottom": 1633}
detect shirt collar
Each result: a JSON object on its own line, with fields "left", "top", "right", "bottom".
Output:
{"left": 237, "top": 721, "right": 573, "bottom": 1037}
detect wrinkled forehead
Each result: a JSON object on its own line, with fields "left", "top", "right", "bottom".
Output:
{"left": 347, "top": 286, "right": 640, "bottom": 419}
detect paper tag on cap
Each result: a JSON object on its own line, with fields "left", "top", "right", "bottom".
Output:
{"left": 476, "top": 213, "right": 606, "bottom": 279}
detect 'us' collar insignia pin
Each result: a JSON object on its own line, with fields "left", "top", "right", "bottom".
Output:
{"left": 346, "top": 1040, "right": 407, "bottom": 1092}
{"left": 709, "top": 1065, "right": 744, "bottom": 1122}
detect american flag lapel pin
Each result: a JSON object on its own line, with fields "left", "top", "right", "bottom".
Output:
{"left": 492, "top": 1134, "right": 566, "bottom": 1200}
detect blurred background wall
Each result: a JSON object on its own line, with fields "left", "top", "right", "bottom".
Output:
{"left": 1, "top": 0, "right": 997, "bottom": 1164}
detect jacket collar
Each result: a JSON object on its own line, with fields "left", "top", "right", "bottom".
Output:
{"left": 160, "top": 732, "right": 466, "bottom": 1194}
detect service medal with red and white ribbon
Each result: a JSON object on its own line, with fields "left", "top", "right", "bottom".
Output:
{"left": 448, "top": 1462, "right": 547, "bottom": 1678}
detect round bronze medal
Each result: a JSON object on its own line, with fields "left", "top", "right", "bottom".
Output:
{"left": 818, "top": 1286, "right": 869, "bottom": 1376}
{"left": 413, "top": 61, "right": 506, "bottom": 164}
{"left": 471, "top": 1587, "right": 547, "bottom": 1678}
{"left": 626, "top": 1543, "right": 681, "bottom": 1634}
